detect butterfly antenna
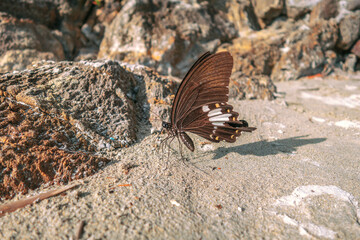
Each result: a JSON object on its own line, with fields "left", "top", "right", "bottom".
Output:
{"left": 147, "top": 107, "right": 163, "bottom": 122}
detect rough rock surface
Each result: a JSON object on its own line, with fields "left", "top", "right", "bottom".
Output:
{"left": 98, "top": 0, "right": 237, "bottom": 77}
{"left": 0, "top": 0, "right": 110, "bottom": 72}
{"left": 230, "top": 73, "right": 277, "bottom": 100}
{"left": 0, "top": 97, "right": 110, "bottom": 200}
{"left": 219, "top": 26, "right": 287, "bottom": 77}
{"left": 1, "top": 60, "right": 139, "bottom": 150}
{"left": 285, "top": 0, "right": 322, "bottom": 19}
{"left": 226, "top": 0, "right": 261, "bottom": 31}
{"left": 120, "top": 63, "right": 179, "bottom": 131}
{"left": 0, "top": 0, "right": 61, "bottom": 28}
{"left": 342, "top": 53, "right": 357, "bottom": 72}
{"left": 252, "top": 0, "right": 284, "bottom": 26}
{"left": 271, "top": 19, "right": 338, "bottom": 81}
{"left": 351, "top": 39, "right": 360, "bottom": 57}
{"left": 0, "top": 13, "right": 65, "bottom": 73}
{"left": 345, "top": 0, "right": 360, "bottom": 11}
{"left": 0, "top": 59, "right": 151, "bottom": 199}
{"left": 309, "top": 0, "right": 339, "bottom": 23}
{"left": 336, "top": 10, "right": 360, "bottom": 50}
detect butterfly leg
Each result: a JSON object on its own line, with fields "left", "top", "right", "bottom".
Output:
{"left": 160, "top": 135, "right": 171, "bottom": 155}
{"left": 166, "top": 136, "right": 176, "bottom": 160}
{"left": 176, "top": 136, "right": 185, "bottom": 161}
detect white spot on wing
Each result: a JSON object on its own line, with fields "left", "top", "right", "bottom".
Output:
{"left": 202, "top": 105, "right": 210, "bottom": 112}
{"left": 212, "top": 122, "right": 225, "bottom": 126}
{"left": 209, "top": 114, "right": 231, "bottom": 122}
{"left": 208, "top": 108, "right": 222, "bottom": 117}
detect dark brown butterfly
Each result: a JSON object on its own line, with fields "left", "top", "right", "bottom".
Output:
{"left": 162, "top": 51, "right": 256, "bottom": 153}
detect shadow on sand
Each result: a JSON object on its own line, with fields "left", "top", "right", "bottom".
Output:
{"left": 213, "top": 135, "right": 327, "bottom": 159}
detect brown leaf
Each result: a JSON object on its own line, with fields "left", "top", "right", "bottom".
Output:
{"left": 0, "top": 183, "right": 79, "bottom": 217}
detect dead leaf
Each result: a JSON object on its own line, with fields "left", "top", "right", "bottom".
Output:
{"left": 0, "top": 183, "right": 79, "bottom": 217}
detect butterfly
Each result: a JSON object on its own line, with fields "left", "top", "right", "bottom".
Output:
{"left": 162, "top": 51, "right": 256, "bottom": 153}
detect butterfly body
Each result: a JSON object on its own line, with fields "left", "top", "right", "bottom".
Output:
{"left": 163, "top": 51, "right": 256, "bottom": 153}
{"left": 163, "top": 121, "right": 195, "bottom": 151}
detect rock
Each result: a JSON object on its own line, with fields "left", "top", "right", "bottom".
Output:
{"left": 0, "top": 96, "right": 110, "bottom": 200}
{"left": 0, "top": 13, "right": 65, "bottom": 73}
{"left": 309, "top": 0, "right": 339, "bottom": 24}
{"left": 226, "top": 0, "right": 261, "bottom": 31}
{"left": 74, "top": 47, "right": 99, "bottom": 61}
{"left": 0, "top": 0, "right": 95, "bottom": 28}
{"left": 344, "top": 0, "right": 360, "bottom": 11}
{"left": 351, "top": 39, "right": 360, "bottom": 57}
{"left": 0, "top": 49, "right": 57, "bottom": 73}
{"left": 119, "top": 62, "right": 179, "bottom": 131}
{"left": 95, "top": 0, "right": 122, "bottom": 26}
{"left": 218, "top": 25, "right": 288, "bottom": 76}
{"left": 98, "top": 0, "right": 237, "bottom": 78}
{"left": 0, "top": 0, "right": 60, "bottom": 28}
{"left": 322, "top": 50, "right": 338, "bottom": 75}
{"left": 286, "top": 0, "right": 322, "bottom": 19}
{"left": 0, "top": 59, "right": 162, "bottom": 198}
{"left": 336, "top": 11, "right": 360, "bottom": 50}
{"left": 0, "top": 60, "right": 138, "bottom": 150}
{"left": 342, "top": 53, "right": 357, "bottom": 72}
{"left": 252, "top": 0, "right": 284, "bottom": 26}
{"left": 271, "top": 19, "right": 338, "bottom": 81}
{"left": 0, "top": 58, "right": 188, "bottom": 199}
{"left": 229, "top": 73, "right": 277, "bottom": 100}
{"left": 0, "top": 0, "right": 109, "bottom": 70}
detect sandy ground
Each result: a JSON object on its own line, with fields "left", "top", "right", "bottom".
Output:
{"left": 1, "top": 73, "right": 360, "bottom": 239}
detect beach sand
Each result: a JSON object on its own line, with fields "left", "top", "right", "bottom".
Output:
{"left": 1, "top": 74, "right": 360, "bottom": 239}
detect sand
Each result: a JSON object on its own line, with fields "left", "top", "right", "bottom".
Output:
{"left": 1, "top": 73, "right": 360, "bottom": 239}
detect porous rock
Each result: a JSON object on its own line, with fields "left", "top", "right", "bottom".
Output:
{"left": 120, "top": 63, "right": 179, "bottom": 131}
{"left": 0, "top": 97, "right": 110, "bottom": 200}
{"left": 0, "top": 59, "right": 149, "bottom": 199}
{"left": 1, "top": 60, "right": 138, "bottom": 150}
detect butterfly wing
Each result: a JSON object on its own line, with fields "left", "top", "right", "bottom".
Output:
{"left": 171, "top": 52, "right": 232, "bottom": 125}
{"left": 172, "top": 52, "right": 256, "bottom": 145}
{"left": 170, "top": 51, "right": 212, "bottom": 123}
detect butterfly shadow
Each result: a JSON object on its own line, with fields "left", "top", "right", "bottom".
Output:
{"left": 212, "top": 135, "right": 327, "bottom": 159}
